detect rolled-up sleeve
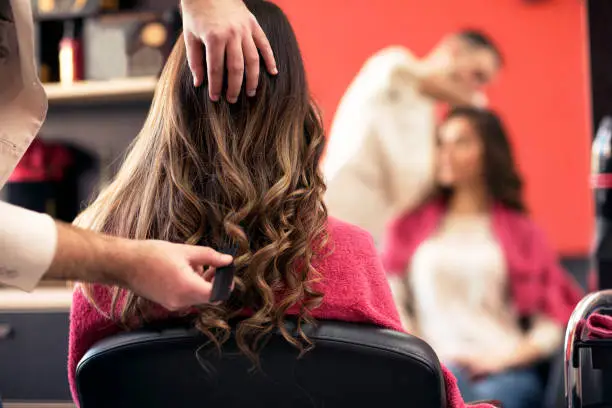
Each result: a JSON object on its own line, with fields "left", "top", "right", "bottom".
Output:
{"left": 0, "top": 0, "right": 53, "bottom": 291}
{"left": 0, "top": 201, "right": 57, "bottom": 291}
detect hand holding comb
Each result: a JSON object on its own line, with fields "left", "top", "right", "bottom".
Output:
{"left": 209, "top": 242, "right": 239, "bottom": 303}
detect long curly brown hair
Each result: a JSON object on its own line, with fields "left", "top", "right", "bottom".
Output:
{"left": 436, "top": 107, "right": 527, "bottom": 213}
{"left": 74, "top": 0, "right": 328, "bottom": 363}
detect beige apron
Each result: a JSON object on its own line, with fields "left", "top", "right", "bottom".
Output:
{"left": 0, "top": 0, "right": 48, "bottom": 189}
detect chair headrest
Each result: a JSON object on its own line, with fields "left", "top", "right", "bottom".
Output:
{"left": 77, "top": 319, "right": 447, "bottom": 408}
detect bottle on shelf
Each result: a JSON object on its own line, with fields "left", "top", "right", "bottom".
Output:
{"left": 59, "top": 19, "right": 83, "bottom": 85}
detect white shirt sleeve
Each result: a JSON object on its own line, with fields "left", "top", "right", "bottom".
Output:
{"left": 0, "top": 1, "right": 54, "bottom": 292}
{"left": 323, "top": 47, "right": 436, "bottom": 243}
{"left": 0, "top": 201, "right": 58, "bottom": 291}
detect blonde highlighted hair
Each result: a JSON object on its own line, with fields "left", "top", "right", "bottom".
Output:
{"left": 75, "top": 0, "right": 328, "bottom": 362}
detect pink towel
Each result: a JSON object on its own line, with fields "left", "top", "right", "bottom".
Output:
{"left": 382, "top": 200, "right": 583, "bottom": 325}
{"left": 587, "top": 313, "right": 612, "bottom": 339}
{"left": 69, "top": 216, "right": 496, "bottom": 408}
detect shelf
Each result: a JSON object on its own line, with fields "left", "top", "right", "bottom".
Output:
{"left": 44, "top": 77, "right": 158, "bottom": 104}
{"left": 0, "top": 287, "right": 73, "bottom": 312}
{"left": 34, "top": 10, "right": 95, "bottom": 21}
{"left": 32, "top": 3, "right": 103, "bottom": 21}
{"left": 4, "top": 404, "right": 75, "bottom": 408}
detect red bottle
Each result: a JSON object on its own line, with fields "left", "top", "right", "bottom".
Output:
{"left": 59, "top": 20, "right": 83, "bottom": 84}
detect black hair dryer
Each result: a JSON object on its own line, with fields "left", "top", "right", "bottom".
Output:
{"left": 592, "top": 116, "right": 612, "bottom": 289}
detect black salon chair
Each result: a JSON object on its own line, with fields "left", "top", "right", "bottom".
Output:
{"left": 565, "top": 289, "right": 612, "bottom": 408}
{"left": 542, "top": 258, "right": 596, "bottom": 408}
{"left": 76, "top": 319, "right": 447, "bottom": 408}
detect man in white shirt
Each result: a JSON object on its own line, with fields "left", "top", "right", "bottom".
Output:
{"left": 324, "top": 30, "right": 502, "bottom": 243}
{"left": 0, "top": 0, "right": 276, "bottom": 311}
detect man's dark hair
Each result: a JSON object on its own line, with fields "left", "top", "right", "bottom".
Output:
{"left": 457, "top": 29, "right": 504, "bottom": 66}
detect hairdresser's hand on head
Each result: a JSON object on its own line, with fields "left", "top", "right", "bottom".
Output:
{"left": 181, "top": 0, "right": 278, "bottom": 103}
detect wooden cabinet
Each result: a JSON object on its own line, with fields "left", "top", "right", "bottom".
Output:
{"left": 0, "top": 288, "right": 74, "bottom": 407}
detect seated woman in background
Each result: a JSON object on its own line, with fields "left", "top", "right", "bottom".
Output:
{"left": 382, "top": 107, "right": 583, "bottom": 408}
{"left": 68, "top": 2, "right": 497, "bottom": 408}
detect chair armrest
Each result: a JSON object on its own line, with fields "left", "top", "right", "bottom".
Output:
{"left": 565, "top": 289, "right": 612, "bottom": 408}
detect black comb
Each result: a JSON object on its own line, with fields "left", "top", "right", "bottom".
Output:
{"left": 209, "top": 242, "right": 239, "bottom": 303}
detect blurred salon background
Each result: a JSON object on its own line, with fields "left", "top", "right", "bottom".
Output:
{"left": 6, "top": 0, "right": 594, "bottom": 254}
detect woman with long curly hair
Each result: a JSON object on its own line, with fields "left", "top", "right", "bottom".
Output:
{"left": 68, "top": 0, "right": 398, "bottom": 399}
{"left": 382, "top": 107, "right": 583, "bottom": 408}
{"left": 69, "top": 2, "right": 502, "bottom": 408}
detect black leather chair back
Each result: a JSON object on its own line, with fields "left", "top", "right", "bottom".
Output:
{"left": 76, "top": 319, "right": 447, "bottom": 408}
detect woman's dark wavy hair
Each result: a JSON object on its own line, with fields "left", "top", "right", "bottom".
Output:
{"left": 436, "top": 107, "right": 527, "bottom": 213}
{"left": 74, "top": 0, "right": 328, "bottom": 363}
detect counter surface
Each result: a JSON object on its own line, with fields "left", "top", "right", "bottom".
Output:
{"left": 0, "top": 287, "right": 73, "bottom": 312}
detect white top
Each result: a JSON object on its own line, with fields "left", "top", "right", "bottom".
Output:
{"left": 390, "top": 214, "right": 562, "bottom": 363}
{"left": 0, "top": 0, "right": 56, "bottom": 292}
{"left": 323, "top": 47, "right": 436, "bottom": 243}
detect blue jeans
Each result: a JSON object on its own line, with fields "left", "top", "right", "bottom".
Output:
{"left": 448, "top": 365, "right": 543, "bottom": 408}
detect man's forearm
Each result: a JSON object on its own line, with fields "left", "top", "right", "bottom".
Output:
{"left": 417, "top": 74, "right": 476, "bottom": 107}
{"left": 0, "top": 201, "right": 133, "bottom": 291}
{"left": 391, "top": 64, "right": 476, "bottom": 106}
{"left": 44, "top": 222, "right": 134, "bottom": 287}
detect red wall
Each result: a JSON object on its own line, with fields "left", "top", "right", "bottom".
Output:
{"left": 275, "top": 0, "right": 593, "bottom": 254}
